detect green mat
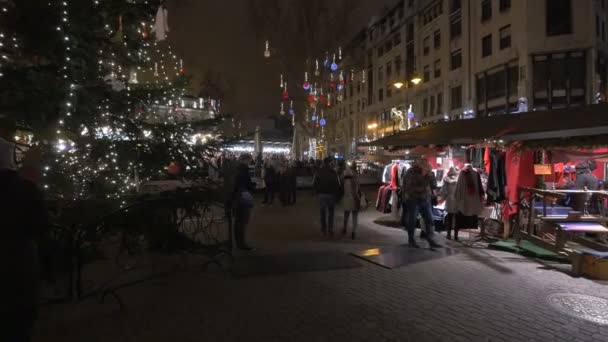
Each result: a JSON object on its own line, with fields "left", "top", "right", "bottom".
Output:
{"left": 489, "top": 239, "right": 567, "bottom": 262}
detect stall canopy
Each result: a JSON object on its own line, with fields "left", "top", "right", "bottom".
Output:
{"left": 362, "top": 104, "right": 608, "bottom": 148}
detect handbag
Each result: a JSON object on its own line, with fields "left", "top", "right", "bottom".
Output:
{"left": 481, "top": 205, "right": 504, "bottom": 237}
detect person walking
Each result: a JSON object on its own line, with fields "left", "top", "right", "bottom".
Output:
{"left": 402, "top": 159, "right": 442, "bottom": 248}
{"left": 341, "top": 164, "right": 361, "bottom": 239}
{"left": 313, "top": 157, "right": 341, "bottom": 237}
{"left": 287, "top": 162, "right": 297, "bottom": 205}
{"left": 232, "top": 154, "right": 255, "bottom": 250}
{"left": 262, "top": 161, "right": 276, "bottom": 206}
{"left": 439, "top": 167, "right": 459, "bottom": 240}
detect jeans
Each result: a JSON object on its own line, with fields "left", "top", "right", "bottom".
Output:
{"left": 343, "top": 210, "right": 359, "bottom": 232}
{"left": 403, "top": 198, "right": 435, "bottom": 241}
{"left": 319, "top": 194, "right": 336, "bottom": 233}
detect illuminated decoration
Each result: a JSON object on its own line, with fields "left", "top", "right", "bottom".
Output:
{"left": 319, "top": 118, "right": 326, "bottom": 127}
{"left": 307, "top": 94, "right": 316, "bottom": 103}
{"left": 362, "top": 70, "right": 366, "bottom": 84}
{"left": 179, "top": 59, "right": 184, "bottom": 73}
{"left": 330, "top": 53, "right": 338, "bottom": 71}
{"left": 350, "top": 69, "right": 355, "bottom": 82}
{"left": 323, "top": 52, "right": 330, "bottom": 68}
{"left": 288, "top": 100, "right": 295, "bottom": 115}
{"left": 315, "top": 59, "right": 320, "bottom": 76}
{"left": 326, "top": 94, "right": 332, "bottom": 107}
{"left": 128, "top": 69, "right": 139, "bottom": 84}
{"left": 302, "top": 72, "right": 310, "bottom": 90}
{"left": 281, "top": 82, "right": 289, "bottom": 100}
{"left": 264, "top": 40, "right": 271, "bottom": 58}
{"left": 311, "top": 114, "right": 317, "bottom": 122}
{"left": 393, "top": 82, "right": 404, "bottom": 89}
{"left": 517, "top": 97, "right": 529, "bottom": 113}
{"left": 280, "top": 102, "right": 285, "bottom": 115}
{"left": 337, "top": 94, "right": 343, "bottom": 102}
{"left": 391, "top": 107, "right": 407, "bottom": 131}
{"left": 337, "top": 71, "right": 344, "bottom": 90}
{"left": 463, "top": 108, "right": 475, "bottom": 119}
{"left": 154, "top": 62, "right": 159, "bottom": 77}
{"left": 407, "top": 105, "right": 414, "bottom": 119}
{"left": 280, "top": 74, "right": 284, "bottom": 88}
{"left": 338, "top": 46, "right": 342, "bottom": 61}
{"left": 151, "top": 5, "right": 169, "bottom": 42}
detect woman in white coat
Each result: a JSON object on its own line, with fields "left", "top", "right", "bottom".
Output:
{"left": 341, "top": 165, "right": 361, "bottom": 239}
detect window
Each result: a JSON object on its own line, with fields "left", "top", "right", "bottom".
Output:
{"left": 500, "top": 25, "right": 511, "bottom": 49}
{"left": 481, "top": 0, "right": 492, "bottom": 22}
{"left": 395, "top": 55, "right": 402, "bottom": 75}
{"left": 430, "top": 95, "right": 435, "bottom": 115}
{"left": 451, "top": 49, "right": 462, "bottom": 70}
{"left": 378, "top": 89, "right": 384, "bottom": 102}
{"left": 450, "top": 15, "right": 462, "bottom": 39}
{"left": 434, "top": 30, "right": 441, "bottom": 49}
{"left": 423, "top": 97, "right": 429, "bottom": 116}
{"left": 437, "top": 92, "right": 443, "bottom": 114}
{"left": 434, "top": 59, "right": 441, "bottom": 78}
{"left": 423, "top": 65, "right": 430, "bottom": 82}
{"left": 451, "top": 85, "right": 463, "bottom": 109}
{"left": 482, "top": 34, "right": 492, "bottom": 57}
{"left": 450, "top": 0, "right": 461, "bottom": 13}
{"left": 423, "top": 36, "right": 430, "bottom": 55}
{"left": 378, "top": 66, "right": 383, "bottom": 81}
{"left": 386, "top": 62, "right": 392, "bottom": 78}
{"left": 407, "top": 22, "right": 414, "bottom": 41}
{"left": 377, "top": 46, "right": 384, "bottom": 57}
{"left": 499, "top": 0, "right": 511, "bottom": 12}
{"left": 546, "top": 0, "right": 572, "bottom": 36}
{"left": 385, "top": 40, "right": 393, "bottom": 52}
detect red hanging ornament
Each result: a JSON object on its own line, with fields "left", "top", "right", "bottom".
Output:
{"left": 282, "top": 91, "right": 290, "bottom": 100}
{"left": 179, "top": 67, "right": 185, "bottom": 73}
{"left": 340, "top": 79, "right": 345, "bottom": 85}
{"left": 329, "top": 82, "right": 336, "bottom": 89}
{"left": 326, "top": 101, "right": 332, "bottom": 108}
{"left": 319, "top": 94, "right": 326, "bottom": 102}
{"left": 307, "top": 94, "right": 315, "bottom": 103}
{"left": 303, "top": 81, "right": 311, "bottom": 90}
{"left": 167, "top": 161, "right": 182, "bottom": 176}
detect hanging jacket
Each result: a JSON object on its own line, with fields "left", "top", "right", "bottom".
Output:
{"left": 440, "top": 175, "right": 459, "bottom": 213}
{"left": 455, "top": 167, "right": 484, "bottom": 216}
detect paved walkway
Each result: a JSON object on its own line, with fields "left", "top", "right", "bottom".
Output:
{"left": 35, "top": 189, "right": 608, "bottom": 342}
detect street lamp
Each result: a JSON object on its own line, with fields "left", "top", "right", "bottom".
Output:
{"left": 411, "top": 74, "right": 422, "bottom": 85}
{"left": 393, "top": 82, "right": 404, "bottom": 89}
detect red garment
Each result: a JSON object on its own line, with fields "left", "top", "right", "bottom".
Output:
{"left": 391, "top": 163, "right": 399, "bottom": 188}
{"left": 503, "top": 147, "right": 536, "bottom": 217}
{"left": 484, "top": 148, "right": 491, "bottom": 173}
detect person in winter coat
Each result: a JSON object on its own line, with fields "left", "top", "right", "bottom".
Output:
{"left": 439, "top": 167, "right": 459, "bottom": 240}
{"left": 232, "top": 154, "right": 255, "bottom": 250}
{"left": 313, "top": 157, "right": 341, "bottom": 237}
{"left": 0, "top": 119, "right": 48, "bottom": 342}
{"left": 287, "top": 163, "right": 297, "bottom": 205}
{"left": 402, "top": 159, "right": 442, "bottom": 248}
{"left": 262, "top": 162, "right": 276, "bottom": 205}
{"left": 572, "top": 161, "right": 600, "bottom": 212}
{"left": 341, "top": 165, "right": 361, "bottom": 239}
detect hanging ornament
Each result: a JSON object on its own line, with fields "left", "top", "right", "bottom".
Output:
{"left": 350, "top": 69, "right": 355, "bottom": 82}
{"left": 280, "top": 74, "right": 284, "bottom": 88}
{"left": 151, "top": 5, "right": 169, "bottom": 42}
{"left": 311, "top": 114, "right": 317, "bottom": 122}
{"left": 338, "top": 94, "right": 344, "bottom": 102}
{"left": 337, "top": 71, "right": 345, "bottom": 91}
{"left": 320, "top": 118, "right": 327, "bottom": 127}
{"left": 128, "top": 69, "right": 139, "bottom": 84}
{"left": 110, "top": 15, "right": 124, "bottom": 44}
{"left": 315, "top": 59, "right": 321, "bottom": 76}
{"left": 326, "top": 94, "right": 332, "bottom": 107}
{"left": 279, "top": 102, "right": 285, "bottom": 115}
{"left": 179, "top": 59, "right": 184, "bottom": 73}
{"left": 289, "top": 101, "right": 295, "bottom": 115}
{"left": 281, "top": 82, "right": 289, "bottom": 100}
{"left": 323, "top": 52, "right": 330, "bottom": 68}
{"left": 307, "top": 94, "right": 316, "bottom": 103}
{"left": 338, "top": 46, "right": 343, "bottom": 61}
{"left": 264, "top": 40, "right": 271, "bottom": 58}
{"left": 329, "top": 73, "right": 336, "bottom": 89}
{"left": 331, "top": 53, "right": 338, "bottom": 71}
{"left": 302, "top": 72, "right": 311, "bottom": 90}
{"left": 362, "top": 70, "right": 366, "bottom": 84}
{"left": 154, "top": 62, "right": 159, "bottom": 77}
{"left": 104, "top": 72, "right": 126, "bottom": 91}
{"left": 319, "top": 89, "right": 326, "bottom": 103}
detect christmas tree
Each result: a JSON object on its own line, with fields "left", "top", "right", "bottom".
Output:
{"left": 1, "top": 0, "right": 220, "bottom": 201}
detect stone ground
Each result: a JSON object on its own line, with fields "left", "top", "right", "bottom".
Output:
{"left": 35, "top": 188, "right": 608, "bottom": 342}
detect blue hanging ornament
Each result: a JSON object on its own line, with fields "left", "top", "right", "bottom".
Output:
{"left": 320, "top": 118, "right": 327, "bottom": 127}
{"left": 311, "top": 115, "right": 317, "bottom": 122}
{"left": 330, "top": 53, "right": 338, "bottom": 71}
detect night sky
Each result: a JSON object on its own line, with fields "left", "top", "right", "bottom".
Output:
{"left": 169, "top": 0, "right": 396, "bottom": 119}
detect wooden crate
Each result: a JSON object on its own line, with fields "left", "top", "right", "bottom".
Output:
{"left": 583, "top": 255, "right": 608, "bottom": 280}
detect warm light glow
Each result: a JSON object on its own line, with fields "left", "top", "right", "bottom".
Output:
{"left": 367, "top": 123, "right": 378, "bottom": 130}
{"left": 411, "top": 76, "right": 422, "bottom": 85}
{"left": 393, "top": 82, "right": 404, "bottom": 89}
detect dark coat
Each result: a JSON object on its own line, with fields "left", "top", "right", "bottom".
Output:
{"left": 313, "top": 166, "right": 340, "bottom": 195}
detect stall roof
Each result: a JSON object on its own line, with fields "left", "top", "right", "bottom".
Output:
{"left": 362, "top": 104, "right": 608, "bottom": 148}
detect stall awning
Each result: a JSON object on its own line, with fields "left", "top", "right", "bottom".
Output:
{"left": 361, "top": 104, "right": 608, "bottom": 148}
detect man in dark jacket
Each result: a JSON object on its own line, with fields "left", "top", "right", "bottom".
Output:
{"left": 0, "top": 136, "right": 48, "bottom": 341}
{"left": 402, "top": 159, "right": 441, "bottom": 248}
{"left": 262, "top": 162, "right": 276, "bottom": 205}
{"left": 313, "top": 157, "right": 341, "bottom": 236}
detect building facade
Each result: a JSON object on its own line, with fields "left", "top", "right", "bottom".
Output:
{"left": 325, "top": 0, "right": 608, "bottom": 158}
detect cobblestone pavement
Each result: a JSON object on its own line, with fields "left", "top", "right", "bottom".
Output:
{"left": 35, "top": 189, "right": 608, "bottom": 342}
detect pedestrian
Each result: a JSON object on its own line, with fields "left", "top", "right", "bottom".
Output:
{"left": 401, "top": 159, "right": 442, "bottom": 248}
{"left": 262, "top": 161, "right": 276, "bottom": 206}
{"left": 440, "top": 167, "right": 459, "bottom": 240}
{"left": 313, "top": 157, "right": 341, "bottom": 237}
{"left": 232, "top": 153, "right": 255, "bottom": 250}
{"left": 341, "top": 163, "right": 361, "bottom": 240}
{"left": 0, "top": 118, "right": 48, "bottom": 342}
{"left": 287, "top": 162, "right": 297, "bottom": 205}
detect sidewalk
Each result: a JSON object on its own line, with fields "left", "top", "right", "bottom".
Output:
{"left": 34, "top": 189, "right": 608, "bottom": 342}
